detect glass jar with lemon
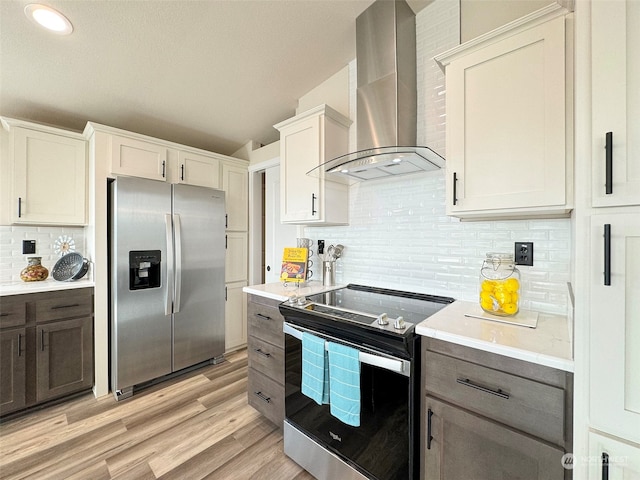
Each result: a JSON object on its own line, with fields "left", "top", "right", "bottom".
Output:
{"left": 479, "top": 253, "right": 520, "bottom": 316}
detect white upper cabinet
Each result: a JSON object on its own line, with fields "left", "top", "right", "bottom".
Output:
{"left": 222, "top": 162, "right": 248, "bottom": 232}
{"left": 111, "top": 134, "right": 168, "bottom": 182}
{"left": 436, "top": 5, "right": 572, "bottom": 220}
{"left": 177, "top": 151, "right": 220, "bottom": 189}
{"left": 591, "top": 0, "right": 640, "bottom": 207}
{"left": 1, "top": 118, "right": 87, "bottom": 225}
{"left": 275, "top": 104, "right": 351, "bottom": 225}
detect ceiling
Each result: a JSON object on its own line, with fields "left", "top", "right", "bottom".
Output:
{"left": 0, "top": 0, "right": 430, "bottom": 157}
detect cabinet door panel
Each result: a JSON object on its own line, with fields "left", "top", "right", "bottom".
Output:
{"left": 0, "top": 329, "right": 26, "bottom": 415}
{"left": 225, "top": 231, "right": 247, "bottom": 283}
{"left": 445, "top": 14, "right": 568, "bottom": 217}
{"left": 225, "top": 281, "right": 247, "bottom": 352}
{"left": 178, "top": 151, "right": 220, "bottom": 188}
{"left": 592, "top": 0, "right": 640, "bottom": 207}
{"left": 424, "top": 397, "right": 565, "bottom": 480}
{"left": 13, "top": 128, "right": 87, "bottom": 225}
{"left": 588, "top": 431, "right": 640, "bottom": 480}
{"left": 36, "top": 317, "right": 93, "bottom": 402}
{"left": 590, "top": 214, "right": 640, "bottom": 444}
{"left": 222, "top": 163, "right": 248, "bottom": 231}
{"left": 111, "top": 135, "right": 167, "bottom": 181}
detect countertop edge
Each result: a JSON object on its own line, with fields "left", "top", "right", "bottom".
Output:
{"left": 1, "top": 279, "right": 95, "bottom": 296}
{"left": 243, "top": 282, "right": 346, "bottom": 302}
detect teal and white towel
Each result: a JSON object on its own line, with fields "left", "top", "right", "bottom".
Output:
{"left": 301, "top": 332, "right": 329, "bottom": 405}
{"left": 327, "top": 342, "right": 361, "bottom": 427}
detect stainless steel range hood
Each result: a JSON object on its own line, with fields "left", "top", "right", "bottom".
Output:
{"left": 309, "top": 0, "right": 445, "bottom": 183}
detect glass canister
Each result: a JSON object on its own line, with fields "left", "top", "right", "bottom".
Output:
{"left": 479, "top": 253, "right": 520, "bottom": 316}
{"left": 20, "top": 257, "right": 49, "bottom": 282}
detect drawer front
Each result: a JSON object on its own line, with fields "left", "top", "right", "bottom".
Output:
{"left": 248, "top": 335, "right": 284, "bottom": 384}
{"left": 248, "top": 368, "right": 284, "bottom": 428}
{"left": 247, "top": 301, "right": 284, "bottom": 348}
{"left": 35, "top": 289, "right": 93, "bottom": 323}
{"left": 424, "top": 350, "right": 566, "bottom": 446}
{"left": 0, "top": 297, "right": 27, "bottom": 329}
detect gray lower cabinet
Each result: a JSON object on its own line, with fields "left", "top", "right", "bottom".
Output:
{"left": 246, "top": 294, "right": 285, "bottom": 428}
{"left": 422, "top": 337, "right": 573, "bottom": 480}
{"left": 0, "top": 287, "right": 94, "bottom": 417}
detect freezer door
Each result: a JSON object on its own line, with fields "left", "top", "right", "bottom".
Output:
{"left": 111, "top": 177, "right": 173, "bottom": 392}
{"left": 172, "top": 184, "right": 226, "bottom": 370}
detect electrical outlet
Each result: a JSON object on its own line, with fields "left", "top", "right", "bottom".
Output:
{"left": 23, "top": 240, "right": 36, "bottom": 254}
{"left": 318, "top": 240, "right": 325, "bottom": 255}
{"left": 515, "top": 242, "right": 533, "bottom": 266}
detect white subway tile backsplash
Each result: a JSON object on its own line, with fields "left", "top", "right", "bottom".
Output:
{"left": 0, "top": 226, "right": 87, "bottom": 282}
{"left": 304, "top": 1, "right": 570, "bottom": 315}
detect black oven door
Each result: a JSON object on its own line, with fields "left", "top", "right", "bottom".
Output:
{"left": 284, "top": 322, "right": 417, "bottom": 480}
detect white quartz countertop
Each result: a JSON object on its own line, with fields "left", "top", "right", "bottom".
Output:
{"left": 0, "top": 278, "right": 95, "bottom": 296}
{"left": 416, "top": 300, "right": 574, "bottom": 372}
{"left": 243, "top": 281, "right": 346, "bottom": 302}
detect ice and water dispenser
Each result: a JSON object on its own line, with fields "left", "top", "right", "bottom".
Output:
{"left": 129, "top": 250, "right": 161, "bottom": 290}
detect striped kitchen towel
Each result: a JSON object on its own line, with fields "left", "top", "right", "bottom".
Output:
{"left": 301, "top": 332, "right": 329, "bottom": 405}
{"left": 327, "top": 342, "right": 361, "bottom": 427}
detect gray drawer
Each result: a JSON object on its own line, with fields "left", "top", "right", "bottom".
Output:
{"left": 424, "top": 350, "right": 566, "bottom": 446}
{"left": 35, "top": 289, "right": 93, "bottom": 323}
{"left": 248, "top": 335, "right": 284, "bottom": 385}
{"left": 248, "top": 367, "right": 284, "bottom": 428}
{"left": 247, "top": 301, "right": 284, "bottom": 348}
{"left": 0, "top": 296, "right": 27, "bottom": 329}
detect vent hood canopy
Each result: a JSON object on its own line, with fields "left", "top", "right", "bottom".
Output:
{"left": 308, "top": 0, "right": 445, "bottom": 183}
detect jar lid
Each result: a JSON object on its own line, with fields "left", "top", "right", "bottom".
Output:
{"left": 485, "top": 252, "right": 514, "bottom": 261}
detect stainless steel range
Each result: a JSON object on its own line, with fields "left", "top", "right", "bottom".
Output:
{"left": 279, "top": 284, "right": 454, "bottom": 480}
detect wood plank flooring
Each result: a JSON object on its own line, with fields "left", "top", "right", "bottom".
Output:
{"left": 0, "top": 349, "right": 315, "bottom": 480}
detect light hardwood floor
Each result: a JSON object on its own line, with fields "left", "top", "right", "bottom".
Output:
{"left": 0, "top": 349, "right": 314, "bottom": 480}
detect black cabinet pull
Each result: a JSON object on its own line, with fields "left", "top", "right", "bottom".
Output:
{"left": 225, "top": 286, "right": 228, "bottom": 301}
{"left": 255, "top": 313, "right": 271, "bottom": 321}
{"left": 602, "top": 452, "right": 609, "bottom": 480}
{"left": 0, "top": 313, "right": 9, "bottom": 317}
{"left": 225, "top": 235, "right": 228, "bottom": 249}
{"left": 41, "top": 330, "right": 45, "bottom": 351}
{"left": 604, "top": 224, "right": 611, "bottom": 286}
{"left": 452, "top": 172, "right": 458, "bottom": 206}
{"left": 180, "top": 164, "right": 185, "bottom": 181}
{"left": 605, "top": 132, "right": 613, "bottom": 195}
{"left": 162, "top": 160, "right": 166, "bottom": 178}
{"left": 427, "top": 408, "right": 434, "bottom": 450}
{"left": 456, "top": 378, "right": 510, "bottom": 399}
{"left": 254, "top": 348, "right": 272, "bottom": 358}
{"left": 18, "top": 333, "right": 22, "bottom": 357}
{"left": 225, "top": 214, "right": 228, "bottom": 228}
{"left": 51, "top": 303, "right": 80, "bottom": 310}
{"left": 311, "top": 193, "right": 317, "bottom": 216}
{"left": 254, "top": 391, "right": 271, "bottom": 403}
{"left": 18, "top": 197, "right": 22, "bottom": 218}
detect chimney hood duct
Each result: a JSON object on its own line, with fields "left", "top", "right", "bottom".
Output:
{"left": 309, "top": 0, "right": 445, "bottom": 183}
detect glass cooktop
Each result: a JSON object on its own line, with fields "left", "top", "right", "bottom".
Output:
{"left": 289, "top": 284, "right": 454, "bottom": 330}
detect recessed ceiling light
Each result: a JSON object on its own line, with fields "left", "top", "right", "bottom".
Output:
{"left": 24, "top": 4, "right": 73, "bottom": 35}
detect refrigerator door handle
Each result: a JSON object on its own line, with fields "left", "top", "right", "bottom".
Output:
{"left": 173, "top": 213, "right": 183, "bottom": 313}
{"left": 165, "top": 214, "right": 174, "bottom": 316}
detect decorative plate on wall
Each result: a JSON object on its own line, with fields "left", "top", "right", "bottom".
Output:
{"left": 54, "top": 235, "right": 75, "bottom": 257}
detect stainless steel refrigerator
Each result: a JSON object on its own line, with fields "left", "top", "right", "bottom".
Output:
{"left": 110, "top": 176, "right": 226, "bottom": 400}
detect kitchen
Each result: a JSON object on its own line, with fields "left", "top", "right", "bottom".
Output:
{"left": 1, "top": 0, "right": 639, "bottom": 479}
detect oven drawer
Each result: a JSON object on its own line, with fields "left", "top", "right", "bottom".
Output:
{"left": 247, "top": 367, "right": 284, "bottom": 428}
{"left": 247, "top": 301, "right": 284, "bottom": 349}
{"left": 248, "top": 335, "right": 284, "bottom": 384}
{"left": 424, "top": 350, "right": 565, "bottom": 446}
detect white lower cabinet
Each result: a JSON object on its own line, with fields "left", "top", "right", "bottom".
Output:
{"left": 588, "top": 431, "right": 640, "bottom": 480}
{"left": 225, "top": 281, "right": 247, "bottom": 352}
{"left": 589, "top": 214, "right": 640, "bottom": 444}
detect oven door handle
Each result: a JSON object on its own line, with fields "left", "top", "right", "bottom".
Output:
{"left": 283, "top": 322, "right": 409, "bottom": 376}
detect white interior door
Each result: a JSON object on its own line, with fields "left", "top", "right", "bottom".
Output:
{"left": 265, "top": 165, "right": 297, "bottom": 283}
